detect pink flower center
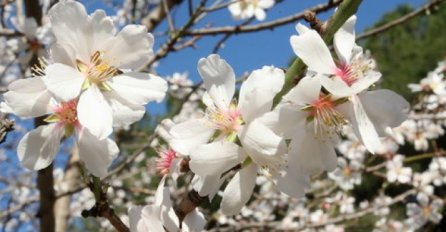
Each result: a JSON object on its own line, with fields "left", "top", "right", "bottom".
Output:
{"left": 335, "top": 64, "right": 358, "bottom": 86}
{"left": 156, "top": 149, "right": 178, "bottom": 175}
{"left": 54, "top": 99, "right": 79, "bottom": 126}
{"left": 303, "top": 95, "right": 346, "bottom": 134}
{"left": 208, "top": 103, "right": 243, "bottom": 135}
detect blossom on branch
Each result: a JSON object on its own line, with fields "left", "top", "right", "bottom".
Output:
{"left": 3, "top": 76, "right": 118, "bottom": 177}
{"left": 42, "top": 0, "right": 167, "bottom": 139}
{"left": 289, "top": 15, "right": 409, "bottom": 154}
{"left": 170, "top": 54, "right": 286, "bottom": 215}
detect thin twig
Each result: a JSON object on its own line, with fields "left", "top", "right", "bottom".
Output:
{"left": 185, "top": 0, "right": 343, "bottom": 36}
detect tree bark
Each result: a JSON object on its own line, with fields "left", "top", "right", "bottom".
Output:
{"left": 54, "top": 147, "right": 81, "bottom": 232}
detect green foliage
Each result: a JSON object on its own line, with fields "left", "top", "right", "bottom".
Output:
{"left": 362, "top": 4, "right": 446, "bottom": 98}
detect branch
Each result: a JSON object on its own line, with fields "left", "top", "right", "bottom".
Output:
{"left": 0, "top": 113, "right": 14, "bottom": 144}
{"left": 184, "top": 0, "right": 343, "bottom": 36}
{"left": 82, "top": 176, "right": 129, "bottom": 232}
{"left": 142, "top": 0, "right": 184, "bottom": 32}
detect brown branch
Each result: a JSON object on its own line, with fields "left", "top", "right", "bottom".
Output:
{"left": 0, "top": 113, "right": 14, "bottom": 144}
{"left": 142, "top": 0, "right": 184, "bottom": 32}
{"left": 82, "top": 177, "right": 129, "bottom": 232}
{"left": 175, "top": 190, "right": 206, "bottom": 222}
{"left": 145, "top": 0, "right": 206, "bottom": 67}
{"left": 184, "top": 0, "right": 343, "bottom": 36}
{"left": 23, "top": 0, "right": 57, "bottom": 231}
{"left": 34, "top": 116, "right": 55, "bottom": 232}
{"left": 356, "top": 0, "right": 445, "bottom": 41}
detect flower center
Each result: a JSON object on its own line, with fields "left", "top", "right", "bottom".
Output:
{"left": 302, "top": 94, "right": 347, "bottom": 135}
{"left": 44, "top": 99, "right": 79, "bottom": 136}
{"left": 156, "top": 149, "right": 178, "bottom": 175}
{"left": 422, "top": 206, "right": 432, "bottom": 218}
{"left": 334, "top": 54, "right": 375, "bottom": 86}
{"left": 55, "top": 100, "right": 78, "bottom": 125}
{"left": 77, "top": 51, "right": 118, "bottom": 90}
{"left": 207, "top": 102, "right": 243, "bottom": 137}
{"left": 335, "top": 64, "right": 358, "bottom": 86}
{"left": 28, "top": 39, "right": 41, "bottom": 53}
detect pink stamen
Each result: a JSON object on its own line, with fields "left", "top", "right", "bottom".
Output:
{"left": 54, "top": 99, "right": 79, "bottom": 126}
{"left": 156, "top": 149, "right": 178, "bottom": 175}
{"left": 335, "top": 64, "right": 357, "bottom": 86}
{"left": 210, "top": 105, "right": 243, "bottom": 134}
{"left": 306, "top": 94, "right": 345, "bottom": 134}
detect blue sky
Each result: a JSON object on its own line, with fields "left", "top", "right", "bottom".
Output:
{"left": 142, "top": 0, "right": 427, "bottom": 115}
{"left": 153, "top": 0, "right": 426, "bottom": 79}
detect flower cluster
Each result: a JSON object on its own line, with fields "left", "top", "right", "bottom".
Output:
{"left": 157, "top": 15, "right": 411, "bottom": 220}
{"left": 4, "top": 1, "right": 439, "bottom": 231}
{"left": 2, "top": 0, "right": 167, "bottom": 178}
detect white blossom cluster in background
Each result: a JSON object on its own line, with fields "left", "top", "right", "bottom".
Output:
{"left": 0, "top": 0, "right": 444, "bottom": 231}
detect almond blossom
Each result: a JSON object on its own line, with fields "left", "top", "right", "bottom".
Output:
{"left": 386, "top": 155, "right": 412, "bottom": 184}
{"left": 228, "top": 0, "right": 274, "bottom": 21}
{"left": 42, "top": 0, "right": 167, "bottom": 139}
{"left": 3, "top": 76, "right": 118, "bottom": 177}
{"left": 290, "top": 16, "right": 409, "bottom": 154}
{"left": 263, "top": 77, "right": 341, "bottom": 197}
{"left": 7, "top": 16, "right": 53, "bottom": 65}
{"left": 406, "top": 193, "right": 443, "bottom": 229}
{"left": 169, "top": 54, "right": 286, "bottom": 215}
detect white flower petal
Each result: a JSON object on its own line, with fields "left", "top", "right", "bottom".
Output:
{"left": 90, "top": 10, "right": 116, "bottom": 52}
{"left": 350, "top": 70, "right": 381, "bottom": 94}
{"left": 77, "top": 85, "right": 113, "bottom": 140}
{"left": 182, "top": 209, "right": 206, "bottom": 232}
{"left": 128, "top": 206, "right": 164, "bottom": 232}
{"left": 103, "top": 25, "right": 154, "bottom": 69}
{"left": 290, "top": 26, "right": 336, "bottom": 74}
{"left": 76, "top": 127, "right": 119, "bottom": 178}
{"left": 198, "top": 54, "right": 235, "bottom": 109}
{"left": 191, "top": 174, "right": 224, "bottom": 200}
{"left": 288, "top": 125, "right": 338, "bottom": 174}
{"left": 48, "top": 0, "right": 90, "bottom": 61}
{"left": 339, "top": 96, "right": 382, "bottom": 154}
{"left": 4, "top": 77, "right": 52, "bottom": 118}
{"left": 189, "top": 141, "right": 245, "bottom": 176}
{"left": 334, "top": 15, "right": 356, "bottom": 64}
{"left": 169, "top": 118, "right": 214, "bottom": 155}
{"left": 254, "top": 9, "right": 266, "bottom": 21}
{"left": 257, "top": 104, "right": 306, "bottom": 139}
{"left": 239, "top": 66, "right": 284, "bottom": 121}
{"left": 103, "top": 91, "right": 145, "bottom": 128}
{"left": 318, "top": 75, "right": 353, "bottom": 97}
{"left": 50, "top": 43, "right": 76, "bottom": 66}
{"left": 283, "top": 76, "right": 321, "bottom": 104}
{"left": 17, "top": 124, "right": 64, "bottom": 170}
{"left": 238, "top": 120, "right": 286, "bottom": 170}
{"left": 44, "top": 63, "right": 85, "bottom": 101}
{"left": 15, "top": 17, "right": 38, "bottom": 39}
{"left": 259, "top": 0, "right": 274, "bottom": 8}
{"left": 277, "top": 170, "right": 310, "bottom": 198}
{"left": 108, "top": 72, "right": 167, "bottom": 105}
{"left": 359, "top": 89, "right": 409, "bottom": 136}
{"left": 220, "top": 163, "right": 257, "bottom": 216}
{"left": 155, "top": 177, "right": 180, "bottom": 232}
